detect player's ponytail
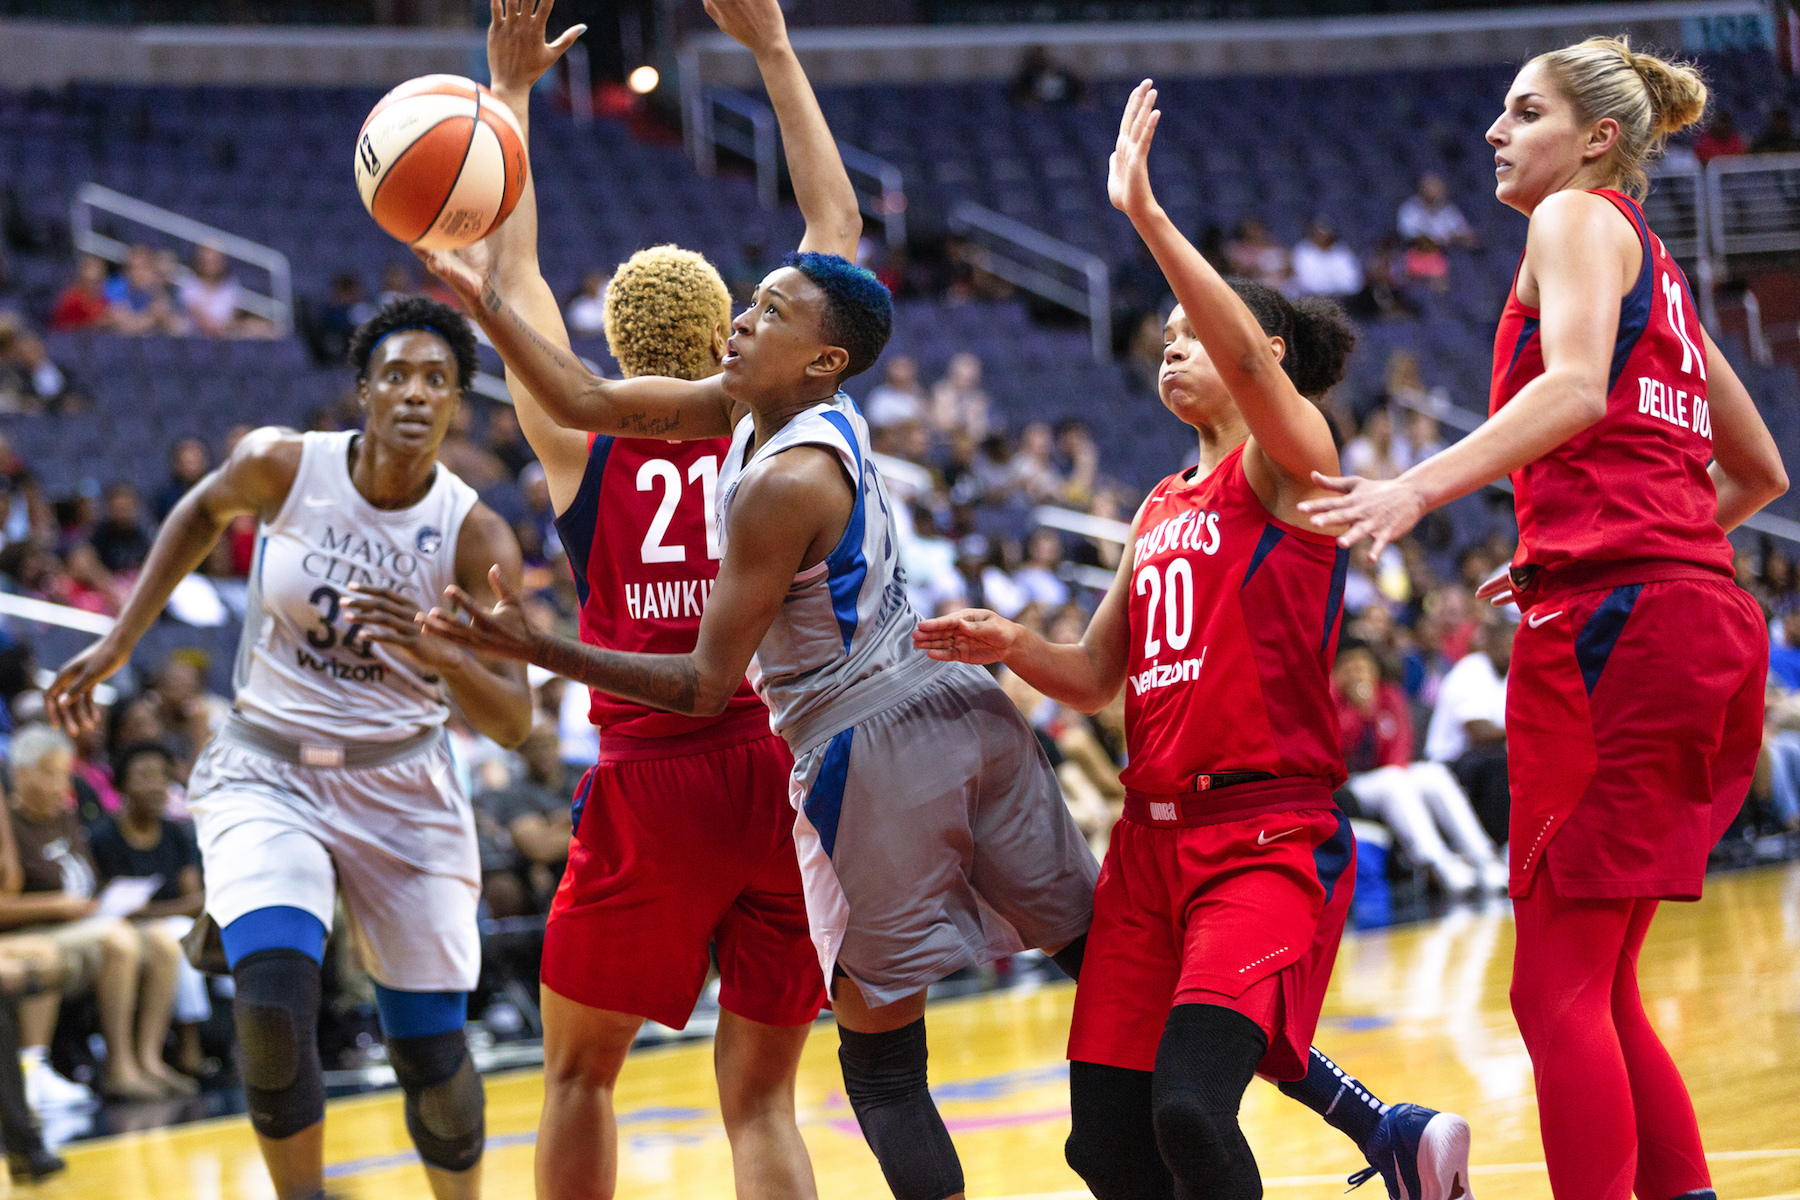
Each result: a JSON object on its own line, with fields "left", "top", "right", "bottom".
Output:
{"left": 1533, "top": 35, "right": 1708, "bottom": 199}
{"left": 1227, "top": 279, "right": 1356, "bottom": 400}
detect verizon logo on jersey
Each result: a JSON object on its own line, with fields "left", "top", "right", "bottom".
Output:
{"left": 1130, "top": 649, "right": 1207, "bottom": 696}
{"left": 623, "top": 578, "right": 716, "bottom": 621}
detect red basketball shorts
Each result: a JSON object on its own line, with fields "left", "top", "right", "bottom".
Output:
{"left": 1067, "top": 805, "right": 1355, "bottom": 1081}
{"left": 1507, "top": 575, "right": 1767, "bottom": 901}
{"left": 542, "top": 714, "right": 825, "bottom": 1029}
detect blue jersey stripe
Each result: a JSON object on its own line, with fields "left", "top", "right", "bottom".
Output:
{"left": 1321, "top": 546, "right": 1350, "bottom": 653}
{"left": 1312, "top": 811, "right": 1355, "bottom": 905}
{"left": 1241, "top": 524, "right": 1286, "bottom": 588}
{"left": 803, "top": 727, "right": 856, "bottom": 858}
{"left": 815, "top": 408, "right": 869, "bottom": 653}
{"left": 1574, "top": 584, "right": 1643, "bottom": 695}
{"left": 1607, "top": 196, "right": 1655, "bottom": 395}
{"left": 550, "top": 436, "right": 614, "bottom": 612}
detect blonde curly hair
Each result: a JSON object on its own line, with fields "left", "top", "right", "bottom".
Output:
{"left": 602, "top": 245, "right": 733, "bottom": 381}
{"left": 1532, "top": 35, "right": 1708, "bottom": 200}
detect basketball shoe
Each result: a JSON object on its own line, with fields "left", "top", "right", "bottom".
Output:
{"left": 1347, "top": 1103, "right": 1472, "bottom": 1200}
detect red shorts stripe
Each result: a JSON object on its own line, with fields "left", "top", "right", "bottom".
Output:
{"left": 542, "top": 732, "right": 825, "bottom": 1029}
{"left": 1067, "top": 807, "right": 1354, "bottom": 1080}
{"left": 1507, "top": 576, "right": 1767, "bottom": 901}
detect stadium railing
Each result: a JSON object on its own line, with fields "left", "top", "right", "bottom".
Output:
{"left": 949, "top": 201, "right": 1111, "bottom": 363}
{"left": 72, "top": 183, "right": 295, "bottom": 338}
{"left": 1707, "top": 151, "right": 1800, "bottom": 261}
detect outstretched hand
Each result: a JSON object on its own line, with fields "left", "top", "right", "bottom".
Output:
{"left": 1108, "top": 79, "right": 1162, "bottom": 219}
{"left": 488, "top": 0, "right": 585, "bottom": 97}
{"left": 1296, "top": 472, "right": 1428, "bottom": 561}
{"left": 45, "top": 637, "right": 130, "bottom": 734}
{"left": 702, "top": 0, "right": 791, "bottom": 57}
{"left": 413, "top": 241, "right": 492, "bottom": 302}
{"left": 419, "top": 564, "right": 543, "bottom": 664}
{"left": 1474, "top": 565, "right": 1517, "bottom": 609}
{"left": 911, "top": 609, "right": 1019, "bottom": 665}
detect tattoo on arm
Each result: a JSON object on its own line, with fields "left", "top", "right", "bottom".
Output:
{"left": 534, "top": 635, "right": 703, "bottom": 715}
{"left": 618, "top": 411, "right": 681, "bottom": 436}
{"left": 482, "top": 283, "right": 587, "bottom": 373}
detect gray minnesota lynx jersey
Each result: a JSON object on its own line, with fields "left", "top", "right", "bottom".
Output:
{"left": 233, "top": 430, "right": 478, "bottom": 743}
{"left": 716, "top": 393, "right": 935, "bottom": 749}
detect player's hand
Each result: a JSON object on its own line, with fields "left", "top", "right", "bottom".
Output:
{"left": 912, "top": 609, "right": 1019, "bottom": 666}
{"left": 342, "top": 584, "right": 470, "bottom": 672}
{"left": 1297, "top": 472, "right": 1427, "bottom": 562}
{"left": 1108, "top": 80, "right": 1163, "bottom": 219}
{"left": 413, "top": 241, "right": 492, "bottom": 303}
{"left": 1474, "top": 565, "right": 1516, "bottom": 608}
{"left": 420, "top": 565, "right": 542, "bottom": 664}
{"left": 703, "top": 0, "right": 791, "bottom": 57}
{"left": 45, "top": 636, "right": 131, "bottom": 734}
{"left": 487, "top": 0, "right": 585, "bottom": 100}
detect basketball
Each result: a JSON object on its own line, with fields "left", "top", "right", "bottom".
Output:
{"left": 353, "top": 74, "right": 527, "bottom": 250}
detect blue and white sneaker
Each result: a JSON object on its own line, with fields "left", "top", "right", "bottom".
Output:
{"left": 1346, "top": 1103, "right": 1472, "bottom": 1200}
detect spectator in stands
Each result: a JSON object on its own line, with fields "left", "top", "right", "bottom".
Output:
{"left": 1010, "top": 421, "right": 1065, "bottom": 502}
{"left": 149, "top": 655, "right": 228, "bottom": 774}
{"left": 1395, "top": 408, "right": 1446, "bottom": 472}
{"left": 1694, "top": 109, "right": 1746, "bottom": 163}
{"left": 565, "top": 269, "right": 610, "bottom": 336}
{"left": 2, "top": 725, "right": 185, "bottom": 1101}
{"left": 311, "top": 272, "right": 375, "bottom": 365}
{"left": 1334, "top": 640, "right": 1506, "bottom": 896}
{"left": 375, "top": 261, "right": 422, "bottom": 308}
{"left": 902, "top": 506, "right": 966, "bottom": 618}
{"left": 178, "top": 245, "right": 264, "bottom": 338}
{"left": 88, "top": 483, "right": 151, "bottom": 576}
{"left": 514, "top": 463, "right": 558, "bottom": 567}
{"left": 49, "top": 255, "right": 116, "bottom": 332}
{"left": 487, "top": 405, "right": 536, "bottom": 479}
{"left": 1397, "top": 173, "right": 1477, "bottom": 249}
{"left": 1342, "top": 407, "right": 1403, "bottom": 480}
{"left": 434, "top": 402, "right": 507, "bottom": 489}
{"left": 1014, "top": 527, "right": 1071, "bottom": 611}
{"left": 1224, "top": 218, "right": 1290, "bottom": 290}
{"left": 153, "top": 439, "right": 211, "bottom": 523}
{"left": 930, "top": 351, "right": 992, "bottom": 442}
{"left": 1008, "top": 46, "right": 1086, "bottom": 107}
{"left": 1752, "top": 107, "right": 1800, "bottom": 155}
{"left": 1290, "top": 216, "right": 1364, "bottom": 298}
{"left": 1425, "top": 618, "right": 1514, "bottom": 847}
{"left": 1123, "top": 310, "right": 1166, "bottom": 395}
{"left": 864, "top": 353, "right": 926, "bottom": 431}
{"left": 1403, "top": 236, "right": 1451, "bottom": 293}
{"left": 0, "top": 317, "right": 81, "bottom": 415}
{"left": 1054, "top": 418, "right": 1100, "bottom": 508}
{"left": 105, "top": 245, "right": 185, "bottom": 337}
{"left": 473, "top": 719, "right": 572, "bottom": 917}
{"left": 86, "top": 741, "right": 207, "bottom": 1082}
{"left": 1772, "top": 609, "right": 1800, "bottom": 692}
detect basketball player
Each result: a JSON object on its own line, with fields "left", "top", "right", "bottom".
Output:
{"left": 47, "top": 297, "right": 533, "bottom": 1200}
{"left": 915, "top": 81, "right": 1471, "bottom": 1200}
{"left": 417, "top": 39, "right": 1097, "bottom": 1200}
{"left": 468, "top": 2, "right": 845, "bottom": 1196}
{"left": 1299, "top": 38, "right": 1787, "bottom": 1200}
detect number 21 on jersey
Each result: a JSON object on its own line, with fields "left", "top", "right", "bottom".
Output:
{"left": 637, "top": 455, "right": 721, "bottom": 565}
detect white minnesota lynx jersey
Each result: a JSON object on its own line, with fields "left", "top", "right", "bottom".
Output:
{"left": 716, "top": 393, "right": 934, "bottom": 749}
{"left": 232, "top": 430, "right": 478, "bottom": 744}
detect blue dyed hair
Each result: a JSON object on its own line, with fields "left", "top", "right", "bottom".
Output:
{"left": 781, "top": 251, "right": 892, "bottom": 382}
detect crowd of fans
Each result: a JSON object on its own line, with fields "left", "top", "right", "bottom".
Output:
{"left": 50, "top": 246, "right": 274, "bottom": 341}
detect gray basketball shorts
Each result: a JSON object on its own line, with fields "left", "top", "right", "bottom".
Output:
{"left": 788, "top": 661, "right": 1099, "bottom": 1007}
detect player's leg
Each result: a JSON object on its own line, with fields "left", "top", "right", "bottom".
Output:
{"left": 373, "top": 985, "right": 486, "bottom": 1200}
{"left": 714, "top": 1012, "right": 816, "bottom": 1200}
{"left": 1612, "top": 899, "right": 1711, "bottom": 1200}
{"left": 831, "top": 982, "right": 964, "bottom": 1200}
{"left": 1510, "top": 870, "right": 1640, "bottom": 1200}
{"left": 1150, "top": 1000, "right": 1268, "bottom": 1200}
{"left": 1066, "top": 1062, "right": 1173, "bottom": 1200}
{"left": 536, "top": 987, "right": 642, "bottom": 1200}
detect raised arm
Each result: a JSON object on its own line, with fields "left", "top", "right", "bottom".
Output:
{"left": 1107, "top": 82, "right": 1337, "bottom": 493}
{"left": 913, "top": 506, "right": 1142, "bottom": 714}
{"left": 1701, "top": 328, "right": 1788, "bottom": 531}
{"left": 1301, "top": 189, "right": 1628, "bottom": 558}
{"left": 422, "top": 449, "right": 849, "bottom": 717}
{"left": 704, "top": 0, "right": 861, "bottom": 259}
{"left": 481, "top": 0, "right": 592, "bottom": 511}
{"left": 46, "top": 428, "right": 300, "bottom": 731}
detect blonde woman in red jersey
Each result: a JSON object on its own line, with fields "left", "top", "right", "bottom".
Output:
{"left": 916, "top": 82, "right": 1471, "bottom": 1200}
{"left": 1301, "top": 37, "right": 1788, "bottom": 1200}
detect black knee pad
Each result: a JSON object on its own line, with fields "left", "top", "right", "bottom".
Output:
{"left": 1065, "top": 1061, "right": 1174, "bottom": 1200}
{"left": 387, "top": 1029, "right": 485, "bottom": 1173}
{"left": 232, "top": 949, "right": 324, "bottom": 1141}
{"left": 1151, "top": 1004, "right": 1268, "bottom": 1200}
{"left": 837, "top": 1020, "right": 963, "bottom": 1200}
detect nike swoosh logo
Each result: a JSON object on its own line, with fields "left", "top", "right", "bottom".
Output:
{"left": 1257, "top": 828, "right": 1300, "bottom": 846}
{"left": 1528, "top": 609, "right": 1564, "bottom": 628}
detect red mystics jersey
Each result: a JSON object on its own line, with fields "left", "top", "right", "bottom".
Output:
{"left": 553, "top": 435, "right": 764, "bottom": 739}
{"left": 1120, "top": 444, "right": 1349, "bottom": 801}
{"left": 1490, "top": 189, "right": 1732, "bottom": 579}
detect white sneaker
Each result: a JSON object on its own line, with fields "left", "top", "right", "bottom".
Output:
{"left": 23, "top": 1057, "right": 96, "bottom": 1113}
{"left": 1435, "top": 857, "right": 1478, "bottom": 897}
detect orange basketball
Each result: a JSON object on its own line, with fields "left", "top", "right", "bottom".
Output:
{"left": 353, "top": 74, "right": 527, "bottom": 250}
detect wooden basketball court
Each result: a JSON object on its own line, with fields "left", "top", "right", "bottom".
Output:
{"left": 48, "top": 863, "right": 1800, "bottom": 1199}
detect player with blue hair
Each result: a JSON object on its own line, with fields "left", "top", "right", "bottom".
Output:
{"left": 416, "top": 10, "right": 1098, "bottom": 1200}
